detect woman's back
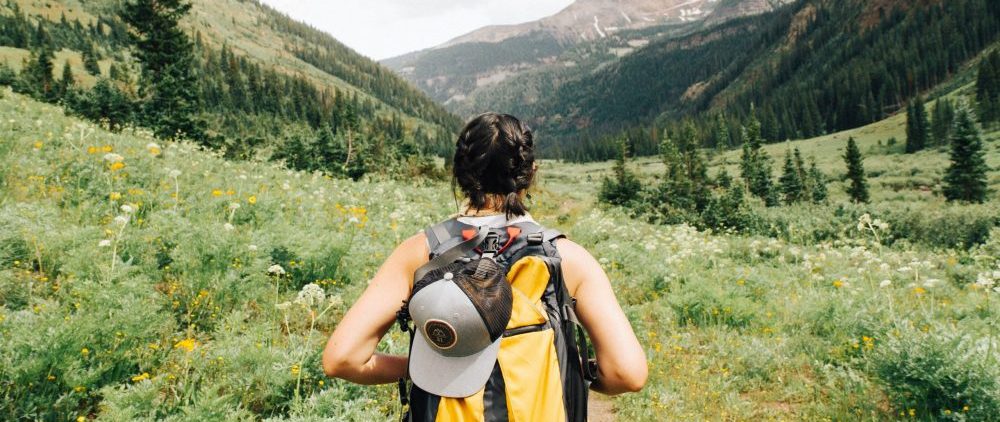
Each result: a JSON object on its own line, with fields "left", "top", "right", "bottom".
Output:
{"left": 321, "top": 113, "right": 646, "bottom": 421}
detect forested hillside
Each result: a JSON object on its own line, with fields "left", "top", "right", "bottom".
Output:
{"left": 498, "top": 0, "right": 1000, "bottom": 161}
{"left": 0, "top": 0, "right": 461, "bottom": 178}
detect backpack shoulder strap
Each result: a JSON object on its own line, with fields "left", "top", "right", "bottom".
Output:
{"left": 424, "top": 218, "right": 469, "bottom": 258}
{"left": 414, "top": 224, "right": 488, "bottom": 282}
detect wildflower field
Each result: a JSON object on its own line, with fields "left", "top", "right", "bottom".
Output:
{"left": 1, "top": 89, "right": 999, "bottom": 421}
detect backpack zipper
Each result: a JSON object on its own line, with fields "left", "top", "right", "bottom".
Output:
{"left": 502, "top": 322, "right": 549, "bottom": 337}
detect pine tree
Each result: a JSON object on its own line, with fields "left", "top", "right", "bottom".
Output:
{"left": 977, "top": 51, "right": 1000, "bottom": 126}
{"left": 66, "top": 78, "right": 136, "bottom": 131}
{"left": 122, "top": 0, "right": 205, "bottom": 141}
{"left": 905, "top": 97, "right": 930, "bottom": 153}
{"left": 808, "top": 158, "right": 827, "bottom": 204}
{"left": 659, "top": 123, "right": 710, "bottom": 212}
{"left": 943, "top": 105, "right": 989, "bottom": 203}
{"left": 58, "top": 61, "right": 74, "bottom": 99}
{"left": 716, "top": 167, "right": 733, "bottom": 189}
{"left": 21, "top": 44, "right": 56, "bottom": 100}
{"left": 930, "top": 98, "right": 955, "bottom": 147}
{"left": 779, "top": 150, "right": 806, "bottom": 204}
{"left": 599, "top": 137, "right": 642, "bottom": 206}
{"left": 712, "top": 113, "right": 730, "bottom": 148}
{"left": 739, "top": 108, "right": 778, "bottom": 206}
{"left": 844, "top": 137, "right": 869, "bottom": 203}
{"left": 82, "top": 43, "right": 101, "bottom": 76}
{"left": 793, "top": 147, "right": 808, "bottom": 198}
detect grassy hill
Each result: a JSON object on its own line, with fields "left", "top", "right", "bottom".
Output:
{"left": 2, "top": 71, "right": 1000, "bottom": 421}
{"left": 0, "top": 0, "right": 461, "bottom": 177}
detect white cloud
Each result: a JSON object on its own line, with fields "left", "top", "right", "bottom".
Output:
{"left": 259, "top": 0, "right": 574, "bottom": 60}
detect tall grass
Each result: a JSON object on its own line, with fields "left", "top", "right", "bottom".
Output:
{"left": 1, "top": 89, "right": 999, "bottom": 420}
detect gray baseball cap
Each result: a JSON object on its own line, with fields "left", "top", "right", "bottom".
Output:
{"left": 408, "top": 259, "right": 512, "bottom": 398}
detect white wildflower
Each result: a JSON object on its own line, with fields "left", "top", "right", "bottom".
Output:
{"left": 229, "top": 203, "right": 241, "bottom": 211}
{"left": 98, "top": 239, "right": 112, "bottom": 248}
{"left": 223, "top": 223, "right": 235, "bottom": 231}
{"left": 267, "top": 264, "right": 286, "bottom": 276}
{"left": 103, "top": 153, "right": 124, "bottom": 163}
{"left": 168, "top": 169, "right": 182, "bottom": 178}
{"left": 327, "top": 294, "right": 343, "bottom": 308}
{"left": 879, "top": 279, "right": 892, "bottom": 288}
{"left": 857, "top": 213, "right": 872, "bottom": 231}
{"left": 113, "top": 215, "right": 129, "bottom": 227}
{"left": 275, "top": 302, "right": 292, "bottom": 311}
{"left": 120, "top": 204, "right": 135, "bottom": 214}
{"left": 348, "top": 216, "right": 360, "bottom": 224}
{"left": 248, "top": 244, "right": 258, "bottom": 252}
{"left": 295, "top": 283, "right": 326, "bottom": 307}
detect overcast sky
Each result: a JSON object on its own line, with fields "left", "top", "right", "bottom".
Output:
{"left": 259, "top": 0, "right": 575, "bottom": 61}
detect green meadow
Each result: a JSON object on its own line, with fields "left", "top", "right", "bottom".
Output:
{"left": 1, "top": 86, "right": 999, "bottom": 422}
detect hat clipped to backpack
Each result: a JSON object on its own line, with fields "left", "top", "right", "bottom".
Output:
{"left": 407, "top": 231, "right": 513, "bottom": 398}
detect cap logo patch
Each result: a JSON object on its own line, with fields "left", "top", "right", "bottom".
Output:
{"left": 424, "top": 319, "right": 458, "bottom": 349}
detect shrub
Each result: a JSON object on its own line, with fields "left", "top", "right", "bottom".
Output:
{"left": 870, "top": 325, "right": 1000, "bottom": 420}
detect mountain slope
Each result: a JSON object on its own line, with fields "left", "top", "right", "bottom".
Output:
{"left": 518, "top": 0, "right": 1000, "bottom": 159}
{"left": 0, "top": 0, "right": 461, "bottom": 171}
{"left": 382, "top": 0, "right": 788, "bottom": 109}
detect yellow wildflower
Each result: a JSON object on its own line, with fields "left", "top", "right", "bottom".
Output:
{"left": 211, "top": 189, "right": 223, "bottom": 197}
{"left": 33, "top": 141, "right": 43, "bottom": 149}
{"left": 87, "top": 146, "right": 97, "bottom": 154}
{"left": 109, "top": 162, "right": 125, "bottom": 172}
{"left": 174, "top": 338, "right": 198, "bottom": 352}
{"left": 131, "top": 372, "right": 150, "bottom": 382}
{"left": 101, "top": 145, "right": 113, "bottom": 153}
{"left": 109, "top": 192, "right": 122, "bottom": 201}
{"left": 77, "top": 417, "right": 86, "bottom": 422}
{"left": 832, "top": 280, "right": 844, "bottom": 288}
{"left": 80, "top": 347, "right": 89, "bottom": 357}
{"left": 74, "top": 385, "right": 86, "bottom": 393}
{"left": 913, "top": 287, "right": 927, "bottom": 296}
{"left": 291, "top": 364, "right": 300, "bottom": 376}
{"left": 247, "top": 195, "right": 257, "bottom": 204}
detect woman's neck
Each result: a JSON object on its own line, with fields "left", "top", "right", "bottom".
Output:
{"left": 459, "top": 206, "right": 505, "bottom": 217}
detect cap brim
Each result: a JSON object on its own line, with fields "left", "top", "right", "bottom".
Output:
{"left": 409, "top": 328, "right": 501, "bottom": 398}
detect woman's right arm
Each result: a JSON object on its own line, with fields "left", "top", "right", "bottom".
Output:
{"left": 555, "top": 238, "right": 648, "bottom": 395}
{"left": 321, "top": 232, "right": 427, "bottom": 385}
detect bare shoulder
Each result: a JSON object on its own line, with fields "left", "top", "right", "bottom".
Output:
{"left": 553, "top": 237, "right": 593, "bottom": 261}
{"left": 395, "top": 231, "right": 429, "bottom": 267}
{"left": 553, "top": 238, "right": 604, "bottom": 296}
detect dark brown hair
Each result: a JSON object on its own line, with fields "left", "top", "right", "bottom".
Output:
{"left": 453, "top": 113, "right": 536, "bottom": 218}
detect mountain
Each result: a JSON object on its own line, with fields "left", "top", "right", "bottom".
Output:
{"left": 0, "top": 0, "right": 461, "bottom": 177}
{"left": 455, "top": 0, "right": 1000, "bottom": 161}
{"left": 382, "top": 0, "right": 789, "bottom": 109}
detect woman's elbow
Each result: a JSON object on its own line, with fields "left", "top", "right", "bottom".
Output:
{"left": 596, "top": 360, "right": 648, "bottom": 394}
{"left": 611, "top": 357, "right": 649, "bottom": 393}
{"left": 322, "top": 346, "right": 350, "bottom": 378}
{"left": 622, "top": 364, "right": 648, "bottom": 392}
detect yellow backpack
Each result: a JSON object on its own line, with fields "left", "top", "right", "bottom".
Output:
{"left": 397, "top": 218, "right": 596, "bottom": 422}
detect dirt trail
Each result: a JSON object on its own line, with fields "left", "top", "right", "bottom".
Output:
{"left": 588, "top": 394, "right": 615, "bottom": 422}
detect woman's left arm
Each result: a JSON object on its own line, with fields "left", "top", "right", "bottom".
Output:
{"left": 322, "top": 233, "right": 427, "bottom": 384}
